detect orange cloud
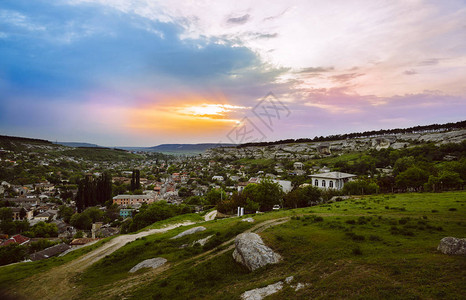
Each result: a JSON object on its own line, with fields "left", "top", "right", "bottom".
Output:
{"left": 126, "top": 96, "right": 247, "bottom": 138}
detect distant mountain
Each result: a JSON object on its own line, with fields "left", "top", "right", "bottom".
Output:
{"left": 148, "top": 143, "right": 234, "bottom": 151}
{"left": 54, "top": 142, "right": 102, "bottom": 148}
{"left": 119, "top": 143, "right": 235, "bottom": 155}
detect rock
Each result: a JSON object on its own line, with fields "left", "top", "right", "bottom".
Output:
{"left": 294, "top": 282, "right": 309, "bottom": 291}
{"left": 171, "top": 226, "right": 206, "bottom": 239}
{"left": 241, "top": 281, "right": 284, "bottom": 300}
{"left": 437, "top": 237, "right": 466, "bottom": 255}
{"left": 129, "top": 257, "right": 167, "bottom": 273}
{"left": 232, "top": 233, "right": 281, "bottom": 271}
{"left": 192, "top": 234, "right": 213, "bottom": 246}
{"left": 284, "top": 276, "right": 294, "bottom": 284}
{"left": 242, "top": 217, "right": 255, "bottom": 223}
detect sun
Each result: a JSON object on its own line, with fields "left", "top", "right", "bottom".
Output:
{"left": 180, "top": 104, "right": 228, "bottom": 116}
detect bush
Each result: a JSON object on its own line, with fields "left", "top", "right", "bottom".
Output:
{"left": 352, "top": 246, "right": 363, "bottom": 255}
{"left": 346, "top": 232, "right": 365, "bottom": 241}
{"left": 0, "top": 243, "right": 28, "bottom": 266}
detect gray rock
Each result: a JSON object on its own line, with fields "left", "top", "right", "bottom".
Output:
{"left": 241, "top": 281, "right": 283, "bottom": 300}
{"left": 171, "top": 226, "right": 206, "bottom": 239}
{"left": 242, "top": 217, "right": 255, "bottom": 223}
{"left": 129, "top": 257, "right": 167, "bottom": 273}
{"left": 232, "top": 233, "right": 281, "bottom": 271}
{"left": 192, "top": 234, "right": 213, "bottom": 246}
{"left": 437, "top": 237, "right": 466, "bottom": 255}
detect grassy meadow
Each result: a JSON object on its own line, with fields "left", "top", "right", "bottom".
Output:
{"left": 1, "top": 191, "right": 465, "bottom": 299}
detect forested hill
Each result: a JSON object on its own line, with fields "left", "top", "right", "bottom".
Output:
{"left": 237, "top": 120, "right": 466, "bottom": 148}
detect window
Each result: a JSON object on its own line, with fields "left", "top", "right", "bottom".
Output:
{"left": 322, "top": 180, "right": 326, "bottom": 187}
{"left": 314, "top": 179, "right": 318, "bottom": 186}
{"left": 329, "top": 181, "right": 333, "bottom": 188}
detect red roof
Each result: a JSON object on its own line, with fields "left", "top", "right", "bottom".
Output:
{"left": 0, "top": 234, "right": 30, "bottom": 247}
{"left": 12, "top": 234, "right": 30, "bottom": 244}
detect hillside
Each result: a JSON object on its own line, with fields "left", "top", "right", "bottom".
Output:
{"left": 203, "top": 128, "right": 466, "bottom": 160}
{"left": 1, "top": 191, "right": 465, "bottom": 299}
{"left": 54, "top": 142, "right": 101, "bottom": 148}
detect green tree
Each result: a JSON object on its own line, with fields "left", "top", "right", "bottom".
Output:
{"left": 70, "top": 213, "right": 92, "bottom": 230}
{"left": 0, "top": 244, "right": 28, "bottom": 266}
{"left": 205, "top": 188, "right": 226, "bottom": 206}
{"left": 395, "top": 167, "right": 429, "bottom": 191}
{"left": 0, "top": 207, "right": 12, "bottom": 222}
{"left": 58, "top": 205, "right": 74, "bottom": 223}
{"left": 243, "top": 179, "right": 283, "bottom": 211}
{"left": 284, "top": 185, "right": 321, "bottom": 208}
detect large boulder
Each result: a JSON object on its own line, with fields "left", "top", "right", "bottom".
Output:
{"left": 171, "top": 226, "right": 206, "bottom": 239}
{"left": 437, "top": 237, "right": 466, "bottom": 255}
{"left": 232, "top": 233, "right": 281, "bottom": 271}
{"left": 129, "top": 257, "right": 167, "bottom": 273}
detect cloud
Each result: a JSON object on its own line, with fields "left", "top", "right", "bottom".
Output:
{"left": 418, "top": 58, "right": 440, "bottom": 66}
{"left": 330, "top": 73, "right": 364, "bottom": 83}
{"left": 404, "top": 69, "right": 417, "bottom": 75}
{"left": 297, "top": 67, "right": 334, "bottom": 73}
{"left": 227, "top": 14, "right": 250, "bottom": 25}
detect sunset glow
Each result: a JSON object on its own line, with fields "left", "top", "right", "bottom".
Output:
{"left": 0, "top": 0, "right": 465, "bottom": 146}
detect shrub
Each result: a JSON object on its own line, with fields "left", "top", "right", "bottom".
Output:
{"left": 352, "top": 246, "right": 363, "bottom": 255}
{"left": 369, "top": 235, "right": 382, "bottom": 241}
{"left": 346, "top": 232, "right": 365, "bottom": 241}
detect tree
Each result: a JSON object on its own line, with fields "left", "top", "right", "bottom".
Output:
{"left": 130, "top": 169, "right": 141, "bottom": 191}
{"left": 242, "top": 179, "right": 283, "bottom": 211}
{"left": 0, "top": 244, "right": 28, "bottom": 266}
{"left": 395, "top": 167, "right": 429, "bottom": 192}
{"left": 284, "top": 185, "right": 321, "bottom": 208}
{"left": 70, "top": 213, "right": 92, "bottom": 230}
{"left": 205, "top": 188, "right": 226, "bottom": 206}
{"left": 0, "top": 207, "right": 12, "bottom": 222}
{"left": 58, "top": 205, "right": 74, "bottom": 223}
{"left": 343, "top": 180, "right": 379, "bottom": 195}
{"left": 393, "top": 156, "right": 416, "bottom": 176}
{"left": 178, "top": 187, "right": 192, "bottom": 198}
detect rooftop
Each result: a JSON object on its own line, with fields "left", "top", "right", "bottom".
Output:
{"left": 309, "top": 172, "right": 357, "bottom": 179}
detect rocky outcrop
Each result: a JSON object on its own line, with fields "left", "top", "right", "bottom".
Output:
{"left": 241, "top": 281, "right": 284, "bottom": 300}
{"left": 437, "top": 237, "right": 466, "bottom": 255}
{"left": 171, "top": 226, "right": 206, "bottom": 239}
{"left": 193, "top": 234, "right": 213, "bottom": 246}
{"left": 232, "top": 233, "right": 281, "bottom": 271}
{"left": 129, "top": 257, "right": 167, "bottom": 273}
{"left": 240, "top": 276, "right": 308, "bottom": 299}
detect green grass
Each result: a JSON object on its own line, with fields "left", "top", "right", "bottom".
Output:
{"left": 2, "top": 191, "right": 465, "bottom": 299}
{"left": 123, "top": 191, "right": 466, "bottom": 299}
{"left": 0, "top": 237, "right": 113, "bottom": 289}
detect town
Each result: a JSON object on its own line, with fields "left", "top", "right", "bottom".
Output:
{"left": 1, "top": 122, "right": 465, "bottom": 266}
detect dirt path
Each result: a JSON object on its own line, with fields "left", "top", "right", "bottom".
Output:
{"left": 91, "top": 217, "right": 290, "bottom": 299}
{"left": 12, "top": 221, "right": 195, "bottom": 300}
{"left": 204, "top": 210, "right": 217, "bottom": 221}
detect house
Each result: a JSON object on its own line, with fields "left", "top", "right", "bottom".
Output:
{"left": 309, "top": 172, "right": 357, "bottom": 190}
{"left": 274, "top": 180, "right": 292, "bottom": 193}
{"left": 29, "top": 243, "right": 71, "bottom": 261}
{"left": 112, "top": 194, "right": 155, "bottom": 206}
{"left": 119, "top": 208, "right": 134, "bottom": 218}
{"left": 293, "top": 162, "right": 304, "bottom": 170}
{"left": 11, "top": 207, "right": 34, "bottom": 221}
{"left": 0, "top": 234, "right": 30, "bottom": 247}
{"left": 212, "top": 176, "right": 224, "bottom": 181}
{"left": 34, "top": 210, "right": 57, "bottom": 222}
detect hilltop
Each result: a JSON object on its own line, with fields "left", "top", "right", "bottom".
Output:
{"left": 0, "top": 191, "right": 465, "bottom": 299}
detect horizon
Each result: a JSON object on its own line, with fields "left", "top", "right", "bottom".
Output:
{"left": 1, "top": 1, "right": 465, "bottom": 147}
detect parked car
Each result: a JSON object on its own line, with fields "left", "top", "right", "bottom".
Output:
{"left": 272, "top": 205, "right": 280, "bottom": 210}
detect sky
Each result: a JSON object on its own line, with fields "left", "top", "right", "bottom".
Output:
{"left": 0, "top": 0, "right": 465, "bottom": 147}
